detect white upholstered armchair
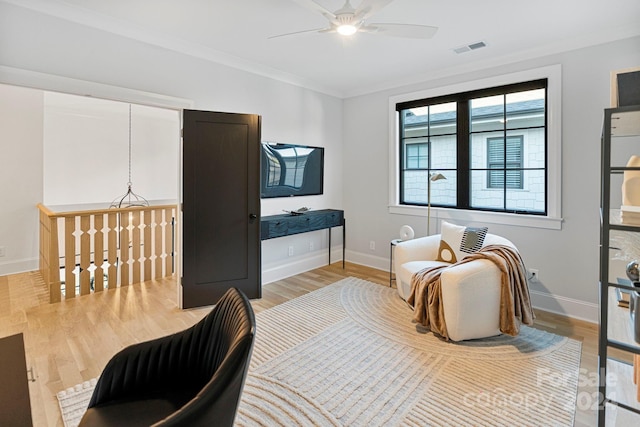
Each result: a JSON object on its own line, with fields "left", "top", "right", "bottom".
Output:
{"left": 394, "top": 231, "right": 519, "bottom": 341}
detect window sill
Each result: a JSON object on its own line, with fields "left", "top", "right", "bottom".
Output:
{"left": 388, "top": 205, "right": 563, "bottom": 230}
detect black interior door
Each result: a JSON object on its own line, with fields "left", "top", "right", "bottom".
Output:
{"left": 182, "top": 110, "right": 261, "bottom": 309}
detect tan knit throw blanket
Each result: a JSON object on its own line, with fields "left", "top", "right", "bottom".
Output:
{"left": 407, "top": 244, "right": 535, "bottom": 341}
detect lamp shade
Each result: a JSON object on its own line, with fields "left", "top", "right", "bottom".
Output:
{"left": 430, "top": 173, "right": 446, "bottom": 182}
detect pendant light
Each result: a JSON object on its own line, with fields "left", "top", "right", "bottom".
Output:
{"left": 110, "top": 104, "right": 149, "bottom": 208}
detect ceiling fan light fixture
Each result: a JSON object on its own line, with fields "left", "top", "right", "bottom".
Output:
{"left": 337, "top": 24, "right": 357, "bottom": 36}
{"left": 272, "top": 0, "right": 438, "bottom": 40}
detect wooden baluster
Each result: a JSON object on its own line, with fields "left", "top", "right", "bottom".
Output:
{"left": 38, "top": 203, "right": 176, "bottom": 301}
{"left": 38, "top": 209, "right": 46, "bottom": 283}
{"left": 164, "top": 208, "right": 173, "bottom": 277}
{"left": 143, "top": 209, "right": 152, "bottom": 281}
{"left": 64, "top": 217, "right": 76, "bottom": 299}
{"left": 93, "top": 214, "right": 104, "bottom": 292}
{"left": 121, "top": 212, "right": 131, "bottom": 286}
{"left": 132, "top": 210, "right": 141, "bottom": 285}
{"left": 154, "top": 209, "right": 163, "bottom": 279}
{"left": 49, "top": 215, "right": 61, "bottom": 303}
{"left": 107, "top": 213, "right": 118, "bottom": 289}
{"left": 79, "top": 215, "right": 91, "bottom": 295}
{"left": 39, "top": 209, "right": 50, "bottom": 300}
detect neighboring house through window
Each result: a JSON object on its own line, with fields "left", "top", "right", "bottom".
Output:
{"left": 397, "top": 79, "right": 547, "bottom": 215}
{"left": 389, "top": 65, "right": 562, "bottom": 230}
{"left": 405, "top": 143, "right": 428, "bottom": 169}
{"left": 487, "top": 135, "right": 524, "bottom": 190}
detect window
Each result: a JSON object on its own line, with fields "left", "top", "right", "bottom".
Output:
{"left": 405, "top": 143, "right": 428, "bottom": 169}
{"left": 397, "top": 80, "right": 547, "bottom": 215}
{"left": 487, "top": 136, "right": 523, "bottom": 189}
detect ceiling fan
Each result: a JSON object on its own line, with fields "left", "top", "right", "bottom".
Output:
{"left": 271, "top": 0, "right": 438, "bottom": 39}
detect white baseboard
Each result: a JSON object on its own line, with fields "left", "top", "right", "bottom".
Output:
{"left": 267, "top": 248, "right": 599, "bottom": 325}
{"left": 529, "top": 289, "right": 599, "bottom": 324}
{"left": 344, "top": 249, "right": 389, "bottom": 272}
{"left": 0, "top": 258, "right": 39, "bottom": 277}
{"left": 346, "top": 249, "right": 599, "bottom": 324}
{"left": 262, "top": 249, "right": 345, "bottom": 285}
{"left": 4, "top": 252, "right": 599, "bottom": 325}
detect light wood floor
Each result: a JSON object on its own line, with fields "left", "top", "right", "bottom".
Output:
{"left": 0, "top": 263, "right": 598, "bottom": 426}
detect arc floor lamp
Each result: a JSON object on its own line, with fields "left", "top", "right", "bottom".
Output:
{"left": 427, "top": 173, "right": 446, "bottom": 234}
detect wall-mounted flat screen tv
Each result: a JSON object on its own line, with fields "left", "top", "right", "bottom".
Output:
{"left": 261, "top": 142, "right": 324, "bottom": 198}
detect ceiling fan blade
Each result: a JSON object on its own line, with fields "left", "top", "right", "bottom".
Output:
{"left": 363, "top": 23, "right": 438, "bottom": 39}
{"left": 318, "top": 27, "right": 338, "bottom": 34}
{"left": 289, "top": 0, "right": 338, "bottom": 23}
{"left": 354, "top": 0, "right": 395, "bottom": 21}
{"left": 268, "top": 27, "right": 328, "bottom": 39}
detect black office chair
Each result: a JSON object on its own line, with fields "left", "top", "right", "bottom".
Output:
{"left": 79, "top": 288, "right": 256, "bottom": 427}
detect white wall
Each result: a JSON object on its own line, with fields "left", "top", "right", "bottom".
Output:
{"left": 0, "top": 2, "right": 343, "bottom": 279}
{"left": 343, "top": 36, "right": 640, "bottom": 322}
{"left": 0, "top": 84, "right": 43, "bottom": 275}
{"left": 1, "top": 2, "right": 639, "bottom": 322}
{"left": 43, "top": 93, "right": 180, "bottom": 206}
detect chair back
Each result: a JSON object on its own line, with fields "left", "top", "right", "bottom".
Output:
{"left": 482, "top": 233, "right": 517, "bottom": 250}
{"left": 158, "top": 287, "right": 256, "bottom": 427}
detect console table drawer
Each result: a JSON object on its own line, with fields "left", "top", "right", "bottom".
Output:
{"left": 265, "top": 221, "right": 289, "bottom": 239}
{"left": 287, "top": 217, "right": 311, "bottom": 234}
{"left": 325, "top": 211, "right": 343, "bottom": 228}
{"left": 260, "top": 209, "right": 344, "bottom": 240}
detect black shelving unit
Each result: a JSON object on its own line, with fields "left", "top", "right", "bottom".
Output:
{"left": 598, "top": 105, "right": 640, "bottom": 426}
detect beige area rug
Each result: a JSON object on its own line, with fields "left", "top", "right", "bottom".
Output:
{"left": 58, "top": 277, "right": 581, "bottom": 426}
{"left": 56, "top": 378, "right": 97, "bottom": 427}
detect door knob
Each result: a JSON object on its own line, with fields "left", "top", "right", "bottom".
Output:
{"left": 249, "top": 213, "right": 258, "bottom": 221}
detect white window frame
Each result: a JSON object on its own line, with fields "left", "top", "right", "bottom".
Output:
{"left": 388, "top": 65, "right": 563, "bottom": 230}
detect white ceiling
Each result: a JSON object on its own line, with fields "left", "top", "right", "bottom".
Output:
{"left": 8, "top": 0, "right": 640, "bottom": 98}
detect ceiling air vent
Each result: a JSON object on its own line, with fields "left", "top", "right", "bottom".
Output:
{"left": 453, "top": 41, "right": 487, "bottom": 54}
